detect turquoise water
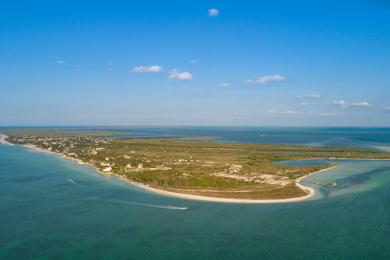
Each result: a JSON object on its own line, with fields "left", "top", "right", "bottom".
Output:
{"left": 1, "top": 128, "right": 390, "bottom": 259}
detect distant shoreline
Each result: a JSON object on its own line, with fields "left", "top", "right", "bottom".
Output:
{"left": 2, "top": 135, "right": 390, "bottom": 204}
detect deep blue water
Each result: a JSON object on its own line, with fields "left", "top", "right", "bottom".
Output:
{"left": 1, "top": 127, "right": 390, "bottom": 259}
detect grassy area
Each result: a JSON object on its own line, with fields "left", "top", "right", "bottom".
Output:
{"left": 5, "top": 131, "right": 390, "bottom": 199}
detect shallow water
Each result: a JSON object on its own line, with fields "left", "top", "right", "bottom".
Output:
{"left": 1, "top": 128, "right": 390, "bottom": 259}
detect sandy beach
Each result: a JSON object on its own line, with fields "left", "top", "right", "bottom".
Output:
{"left": 3, "top": 139, "right": 340, "bottom": 204}
{"left": 0, "top": 134, "right": 14, "bottom": 146}
{"left": 23, "top": 144, "right": 88, "bottom": 166}
{"left": 117, "top": 166, "right": 337, "bottom": 204}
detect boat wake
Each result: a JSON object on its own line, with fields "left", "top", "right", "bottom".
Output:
{"left": 67, "top": 178, "right": 82, "bottom": 187}
{"left": 105, "top": 198, "right": 188, "bottom": 211}
{"left": 80, "top": 197, "right": 188, "bottom": 211}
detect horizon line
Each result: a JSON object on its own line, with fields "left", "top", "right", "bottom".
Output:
{"left": 1, "top": 125, "right": 390, "bottom": 128}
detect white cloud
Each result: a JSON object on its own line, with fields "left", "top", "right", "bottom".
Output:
{"left": 300, "top": 102, "right": 310, "bottom": 106}
{"left": 191, "top": 60, "right": 200, "bottom": 64}
{"left": 385, "top": 106, "right": 390, "bottom": 111}
{"left": 56, "top": 60, "right": 64, "bottom": 64}
{"left": 219, "top": 82, "right": 231, "bottom": 87}
{"left": 208, "top": 8, "right": 219, "bottom": 16}
{"left": 74, "top": 64, "right": 81, "bottom": 68}
{"left": 132, "top": 65, "right": 162, "bottom": 73}
{"left": 107, "top": 62, "right": 113, "bottom": 66}
{"left": 269, "top": 109, "right": 296, "bottom": 115}
{"left": 297, "top": 93, "right": 320, "bottom": 99}
{"left": 247, "top": 74, "right": 286, "bottom": 85}
{"left": 332, "top": 100, "right": 370, "bottom": 108}
{"left": 332, "top": 100, "right": 348, "bottom": 108}
{"left": 350, "top": 101, "right": 370, "bottom": 107}
{"left": 169, "top": 69, "right": 193, "bottom": 81}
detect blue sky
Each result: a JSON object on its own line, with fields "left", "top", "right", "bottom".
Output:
{"left": 1, "top": 0, "right": 390, "bottom": 126}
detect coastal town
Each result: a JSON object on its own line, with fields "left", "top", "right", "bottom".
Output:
{"left": 3, "top": 131, "right": 390, "bottom": 200}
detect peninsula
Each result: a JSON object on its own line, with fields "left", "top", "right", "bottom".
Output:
{"left": 3, "top": 130, "right": 390, "bottom": 202}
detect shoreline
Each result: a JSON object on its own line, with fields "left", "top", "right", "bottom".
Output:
{"left": 20, "top": 144, "right": 114, "bottom": 177}
{"left": 4, "top": 140, "right": 339, "bottom": 204}
{"left": 2, "top": 138, "right": 389, "bottom": 204}
{"left": 23, "top": 144, "right": 89, "bottom": 167}
{"left": 0, "top": 134, "right": 14, "bottom": 146}
{"left": 116, "top": 170, "right": 327, "bottom": 204}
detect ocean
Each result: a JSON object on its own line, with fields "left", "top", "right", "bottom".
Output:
{"left": 0, "top": 127, "right": 390, "bottom": 259}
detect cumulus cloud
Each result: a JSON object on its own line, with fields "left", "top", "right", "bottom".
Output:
{"left": 191, "top": 60, "right": 200, "bottom": 64}
{"left": 297, "top": 93, "right": 320, "bottom": 99}
{"left": 132, "top": 65, "right": 162, "bottom": 73}
{"left": 332, "top": 100, "right": 370, "bottom": 108}
{"left": 208, "top": 8, "right": 219, "bottom": 16}
{"left": 169, "top": 69, "right": 193, "bottom": 80}
{"left": 219, "top": 82, "right": 231, "bottom": 87}
{"left": 247, "top": 74, "right": 286, "bottom": 85}
{"left": 56, "top": 60, "right": 64, "bottom": 64}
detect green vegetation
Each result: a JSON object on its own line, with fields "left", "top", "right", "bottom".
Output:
{"left": 5, "top": 131, "right": 390, "bottom": 199}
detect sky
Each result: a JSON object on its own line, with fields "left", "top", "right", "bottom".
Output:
{"left": 1, "top": 0, "right": 390, "bottom": 126}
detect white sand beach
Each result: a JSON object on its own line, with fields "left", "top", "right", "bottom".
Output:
{"left": 117, "top": 166, "right": 338, "bottom": 204}
{"left": 16, "top": 141, "right": 341, "bottom": 204}
{"left": 0, "top": 134, "right": 14, "bottom": 145}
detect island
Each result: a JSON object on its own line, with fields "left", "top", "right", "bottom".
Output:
{"left": 3, "top": 130, "right": 390, "bottom": 202}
